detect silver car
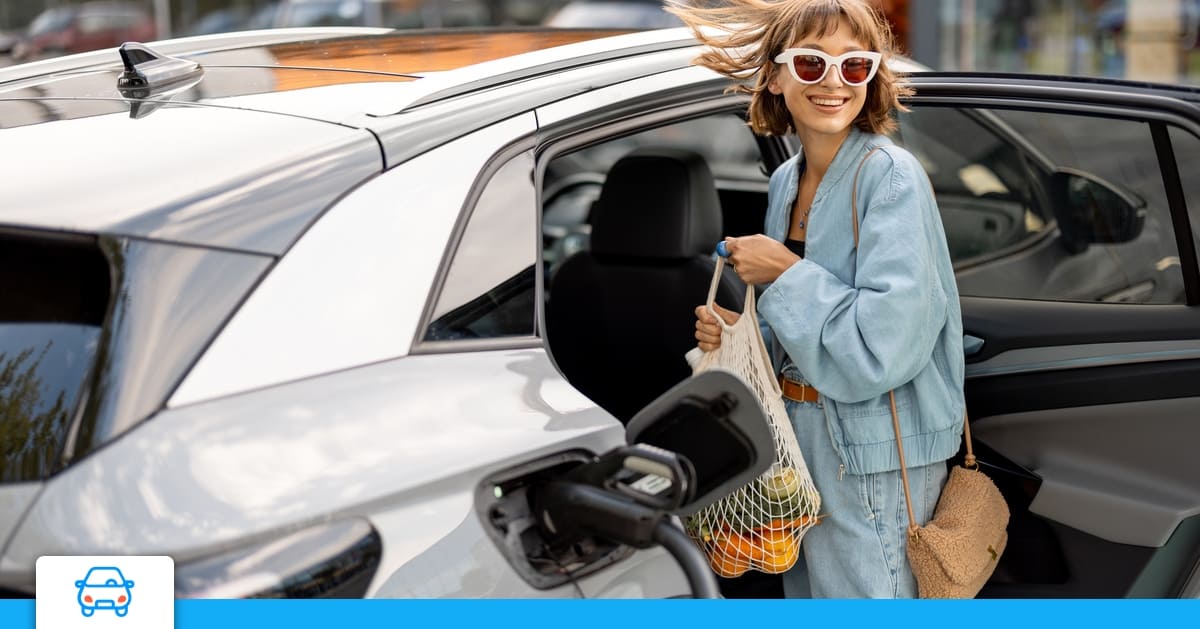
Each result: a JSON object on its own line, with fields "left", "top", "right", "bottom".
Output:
{"left": 1, "top": 26, "right": 1199, "bottom": 598}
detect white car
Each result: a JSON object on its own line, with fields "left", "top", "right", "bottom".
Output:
{"left": 1, "top": 26, "right": 1199, "bottom": 599}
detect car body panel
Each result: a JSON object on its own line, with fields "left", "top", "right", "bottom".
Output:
{"left": 0, "top": 348, "right": 621, "bottom": 592}
{"left": 365, "top": 491, "right": 582, "bottom": 598}
{"left": 0, "top": 102, "right": 382, "bottom": 254}
{"left": 535, "top": 64, "right": 719, "bottom": 127}
{"left": 973, "top": 396, "right": 1200, "bottom": 547}
{"left": 0, "top": 484, "right": 41, "bottom": 555}
{"left": 169, "top": 112, "right": 536, "bottom": 407}
{"left": 366, "top": 46, "right": 701, "bottom": 168}
{"left": 572, "top": 545, "right": 689, "bottom": 598}
{"left": 68, "top": 240, "right": 274, "bottom": 460}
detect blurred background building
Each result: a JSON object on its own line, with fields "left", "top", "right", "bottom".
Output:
{"left": 1, "top": 0, "right": 1198, "bottom": 86}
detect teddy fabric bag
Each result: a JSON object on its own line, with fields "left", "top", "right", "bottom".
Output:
{"left": 681, "top": 256, "right": 821, "bottom": 578}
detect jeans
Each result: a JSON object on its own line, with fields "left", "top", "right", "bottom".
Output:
{"left": 781, "top": 397, "right": 948, "bottom": 598}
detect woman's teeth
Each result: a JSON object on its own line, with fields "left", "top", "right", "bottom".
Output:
{"left": 811, "top": 97, "right": 845, "bottom": 107}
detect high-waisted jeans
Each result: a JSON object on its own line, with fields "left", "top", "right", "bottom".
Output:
{"left": 781, "top": 396, "right": 948, "bottom": 598}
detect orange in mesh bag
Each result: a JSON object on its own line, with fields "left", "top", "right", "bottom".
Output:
{"left": 683, "top": 255, "right": 821, "bottom": 578}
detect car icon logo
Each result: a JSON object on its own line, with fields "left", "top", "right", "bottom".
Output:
{"left": 74, "top": 566, "right": 134, "bottom": 617}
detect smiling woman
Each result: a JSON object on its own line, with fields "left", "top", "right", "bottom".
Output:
{"left": 668, "top": 0, "right": 965, "bottom": 599}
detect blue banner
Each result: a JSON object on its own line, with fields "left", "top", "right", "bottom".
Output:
{"left": 3, "top": 598, "right": 1197, "bottom": 629}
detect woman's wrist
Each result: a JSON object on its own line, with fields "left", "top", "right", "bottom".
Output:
{"left": 776, "top": 252, "right": 802, "bottom": 280}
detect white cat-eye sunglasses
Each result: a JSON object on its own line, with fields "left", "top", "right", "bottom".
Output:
{"left": 773, "top": 48, "right": 882, "bottom": 86}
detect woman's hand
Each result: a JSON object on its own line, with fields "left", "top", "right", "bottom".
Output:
{"left": 694, "top": 303, "right": 739, "bottom": 351}
{"left": 723, "top": 234, "right": 800, "bottom": 285}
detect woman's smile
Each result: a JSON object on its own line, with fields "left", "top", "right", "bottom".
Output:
{"left": 808, "top": 94, "right": 851, "bottom": 112}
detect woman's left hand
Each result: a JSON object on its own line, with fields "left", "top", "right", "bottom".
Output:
{"left": 723, "top": 235, "right": 801, "bottom": 285}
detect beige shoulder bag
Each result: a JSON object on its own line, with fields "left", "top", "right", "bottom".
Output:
{"left": 852, "top": 147, "right": 1010, "bottom": 598}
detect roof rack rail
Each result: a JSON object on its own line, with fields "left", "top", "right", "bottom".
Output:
{"left": 397, "top": 36, "right": 696, "bottom": 113}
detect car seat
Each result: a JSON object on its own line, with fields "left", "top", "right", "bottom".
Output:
{"left": 547, "top": 147, "right": 746, "bottom": 422}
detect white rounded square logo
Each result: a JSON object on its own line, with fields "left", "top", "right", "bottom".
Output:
{"left": 36, "top": 556, "right": 174, "bottom": 629}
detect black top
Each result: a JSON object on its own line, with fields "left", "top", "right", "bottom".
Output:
{"left": 785, "top": 238, "right": 806, "bottom": 258}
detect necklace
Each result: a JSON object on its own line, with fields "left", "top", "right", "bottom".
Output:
{"left": 796, "top": 206, "right": 812, "bottom": 230}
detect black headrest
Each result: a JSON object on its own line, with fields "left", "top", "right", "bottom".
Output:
{"left": 589, "top": 147, "right": 723, "bottom": 259}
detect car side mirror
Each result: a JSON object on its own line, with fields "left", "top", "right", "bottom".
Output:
{"left": 1048, "top": 168, "right": 1146, "bottom": 253}
{"left": 625, "top": 369, "right": 775, "bottom": 515}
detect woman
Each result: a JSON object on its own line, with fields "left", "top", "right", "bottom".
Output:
{"left": 674, "top": 0, "right": 966, "bottom": 598}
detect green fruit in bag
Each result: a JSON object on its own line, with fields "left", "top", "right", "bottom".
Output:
{"left": 760, "top": 466, "right": 801, "bottom": 501}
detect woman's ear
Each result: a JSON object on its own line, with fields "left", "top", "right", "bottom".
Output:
{"left": 766, "top": 69, "right": 783, "bottom": 95}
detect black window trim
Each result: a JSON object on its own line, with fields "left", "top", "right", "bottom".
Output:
{"left": 1150, "top": 122, "right": 1200, "bottom": 304}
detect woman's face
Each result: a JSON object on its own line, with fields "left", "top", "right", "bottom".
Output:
{"left": 768, "top": 16, "right": 872, "bottom": 141}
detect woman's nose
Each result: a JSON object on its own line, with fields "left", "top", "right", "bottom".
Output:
{"left": 819, "top": 62, "right": 844, "bottom": 87}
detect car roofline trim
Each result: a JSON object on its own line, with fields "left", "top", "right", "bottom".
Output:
{"left": 395, "top": 37, "right": 697, "bottom": 113}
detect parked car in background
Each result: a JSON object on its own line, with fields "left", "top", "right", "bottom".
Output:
{"left": 0, "top": 26, "right": 1198, "bottom": 599}
{"left": 11, "top": 1, "right": 155, "bottom": 61}
{"left": 185, "top": 6, "right": 254, "bottom": 37}
{"left": 0, "top": 30, "right": 19, "bottom": 56}
{"left": 273, "top": 0, "right": 491, "bottom": 28}
{"left": 543, "top": 0, "right": 682, "bottom": 29}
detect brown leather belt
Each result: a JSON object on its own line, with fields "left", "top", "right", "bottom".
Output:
{"left": 779, "top": 376, "right": 821, "bottom": 404}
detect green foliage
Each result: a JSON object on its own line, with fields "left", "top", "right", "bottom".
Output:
{"left": 0, "top": 342, "right": 71, "bottom": 481}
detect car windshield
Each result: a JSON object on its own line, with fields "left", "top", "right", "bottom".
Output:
{"left": 85, "top": 568, "right": 125, "bottom": 585}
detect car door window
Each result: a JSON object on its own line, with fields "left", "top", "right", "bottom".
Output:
{"left": 425, "top": 150, "right": 537, "bottom": 341}
{"left": 897, "top": 106, "right": 1185, "bottom": 304}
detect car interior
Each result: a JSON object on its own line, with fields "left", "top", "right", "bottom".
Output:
{"left": 539, "top": 112, "right": 800, "bottom": 597}
{"left": 546, "top": 145, "right": 747, "bottom": 421}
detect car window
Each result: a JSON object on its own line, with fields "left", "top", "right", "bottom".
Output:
{"left": 0, "top": 236, "right": 108, "bottom": 483}
{"left": 425, "top": 150, "right": 537, "bottom": 341}
{"left": 897, "top": 106, "right": 1185, "bottom": 304}
{"left": 896, "top": 107, "right": 1044, "bottom": 262}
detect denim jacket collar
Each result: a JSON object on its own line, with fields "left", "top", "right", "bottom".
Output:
{"left": 766, "top": 127, "right": 894, "bottom": 243}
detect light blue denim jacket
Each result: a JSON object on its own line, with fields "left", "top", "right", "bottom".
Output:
{"left": 758, "top": 128, "right": 965, "bottom": 476}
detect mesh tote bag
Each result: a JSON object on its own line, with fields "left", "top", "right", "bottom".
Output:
{"left": 682, "top": 256, "right": 821, "bottom": 578}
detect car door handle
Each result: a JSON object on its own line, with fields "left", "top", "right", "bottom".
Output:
{"left": 964, "top": 334, "right": 985, "bottom": 357}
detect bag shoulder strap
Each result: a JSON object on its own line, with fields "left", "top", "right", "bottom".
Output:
{"left": 848, "top": 146, "right": 976, "bottom": 533}
{"left": 851, "top": 145, "right": 885, "bottom": 248}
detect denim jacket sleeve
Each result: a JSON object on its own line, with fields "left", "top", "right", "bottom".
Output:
{"left": 758, "top": 147, "right": 950, "bottom": 402}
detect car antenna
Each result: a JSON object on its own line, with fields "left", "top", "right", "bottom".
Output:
{"left": 116, "top": 42, "right": 204, "bottom": 119}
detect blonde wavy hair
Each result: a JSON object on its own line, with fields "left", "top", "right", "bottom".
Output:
{"left": 666, "top": 0, "right": 911, "bottom": 136}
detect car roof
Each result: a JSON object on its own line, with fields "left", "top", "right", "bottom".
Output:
{"left": 0, "top": 28, "right": 653, "bottom": 253}
{"left": 3, "top": 26, "right": 1198, "bottom": 254}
